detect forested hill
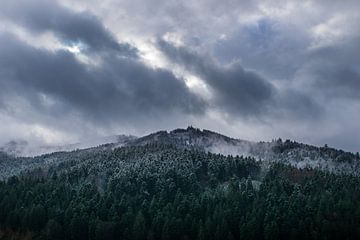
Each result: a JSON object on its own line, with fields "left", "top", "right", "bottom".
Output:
{"left": 2, "top": 126, "right": 359, "bottom": 179}
{"left": 0, "top": 128, "right": 360, "bottom": 239}
{"left": 1, "top": 143, "right": 360, "bottom": 239}
{"left": 126, "top": 127, "right": 360, "bottom": 174}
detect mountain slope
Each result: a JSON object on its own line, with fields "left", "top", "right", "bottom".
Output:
{"left": 126, "top": 127, "right": 360, "bottom": 174}
{"left": 0, "top": 135, "right": 136, "bottom": 180}
{"left": 0, "top": 127, "right": 359, "bottom": 180}
{"left": 1, "top": 141, "right": 360, "bottom": 240}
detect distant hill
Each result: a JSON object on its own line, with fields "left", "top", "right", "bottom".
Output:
{"left": 1, "top": 127, "right": 360, "bottom": 239}
{"left": 1, "top": 127, "right": 359, "bottom": 180}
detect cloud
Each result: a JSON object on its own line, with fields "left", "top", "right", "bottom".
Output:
{"left": 0, "top": 0, "right": 359, "bottom": 151}
{"left": 295, "top": 36, "right": 360, "bottom": 100}
{"left": 158, "top": 39, "right": 320, "bottom": 120}
{"left": 158, "top": 40, "right": 274, "bottom": 116}
{"left": 0, "top": 0, "right": 137, "bottom": 56}
{"left": 0, "top": 0, "right": 207, "bottom": 143}
{"left": 0, "top": 32, "right": 205, "bottom": 122}
{"left": 213, "top": 18, "right": 310, "bottom": 80}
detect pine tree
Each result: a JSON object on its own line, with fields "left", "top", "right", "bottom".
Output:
{"left": 133, "top": 211, "right": 147, "bottom": 240}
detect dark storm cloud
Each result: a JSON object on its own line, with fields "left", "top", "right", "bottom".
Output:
{"left": 158, "top": 40, "right": 274, "bottom": 116}
{"left": 300, "top": 37, "right": 360, "bottom": 100}
{"left": 158, "top": 40, "right": 320, "bottom": 119}
{"left": 311, "top": 66, "right": 360, "bottom": 98}
{"left": 0, "top": 0, "right": 137, "bottom": 56}
{"left": 0, "top": 0, "right": 207, "bottom": 127}
{"left": 0, "top": 31, "right": 205, "bottom": 125}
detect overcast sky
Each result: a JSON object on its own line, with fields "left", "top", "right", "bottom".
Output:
{"left": 0, "top": 0, "right": 359, "bottom": 151}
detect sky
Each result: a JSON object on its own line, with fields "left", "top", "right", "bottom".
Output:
{"left": 0, "top": 0, "right": 359, "bottom": 151}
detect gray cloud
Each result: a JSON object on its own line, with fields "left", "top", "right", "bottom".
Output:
{"left": 0, "top": 0, "right": 359, "bottom": 151}
{"left": 158, "top": 40, "right": 320, "bottom": 120}
{"left": 158, "top": 40, "right": 274, "bottom": 116}
{"left": 213, "top": 18, "right": 310, "bottom": 80}
{"left": 0, "top": 0, "right": 137, "bottom": 56}
{"left": 297, "top": 36, "right": 360, "bottom": 100}
{"left": 0, "top": 33, "right": 205, "bottom": 125}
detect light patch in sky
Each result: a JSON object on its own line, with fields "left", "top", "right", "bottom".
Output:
{"left": 0, "top": 113, "right": 73, "bottom": 146}
{"left": 63, "top": 42, "right": 104, "bottom": 67}
{"left": 163, "top": 32, "right": 185, "bottom": 47}
{"left": 65, "top": 44, "right": 82, "bottom": 54}
{"left": 183, "top": 75, "right": 212, "bottom": 100}
{"left": 0, "top": 22, "right": 63, "bottom": 51}
{"left": 309, "top": 14, "right": 349, "bottom": 49}
{"left": 258, "top": 1, "right": 297, "bottom": 18}
{"left": 136, "top": 39, "right": 168, "bottom": 69}
{"left": 30, "top": 125, "right": 71, "bottom": 145}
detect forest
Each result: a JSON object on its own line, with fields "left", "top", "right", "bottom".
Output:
{"left": 1, "top": 143, "right": 360, "bottom": 239}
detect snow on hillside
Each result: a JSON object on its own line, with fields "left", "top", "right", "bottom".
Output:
{"left": 0, "top": 127, "right": 359, "bottom": 179}
{"left": 126, "top": 127, "right": 360, "bottom": 174}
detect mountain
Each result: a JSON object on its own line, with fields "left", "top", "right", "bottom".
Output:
{"left": 126, "top": 127, "right": 360, "bottom": 174}
{"left": 1, "top": 127, "right": 359, "bottom": 180}
{"left": 128, "top": 127, "right": 254, "bottom": 155}
{"left": 0, "top": 135, "right": 136, "bottom": 179}
{"left": 1, "top": 127, "right": 360, "bottom": 239}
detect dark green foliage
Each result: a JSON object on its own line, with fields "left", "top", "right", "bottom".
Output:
{"left": 28, "top": 204, "right": 47, "bottom": 232}
{"left": 0, "top": 144, "right": 359, "bottom": 239}
{"left": 45, "top": 219, "right": 63, "bottom": 240}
